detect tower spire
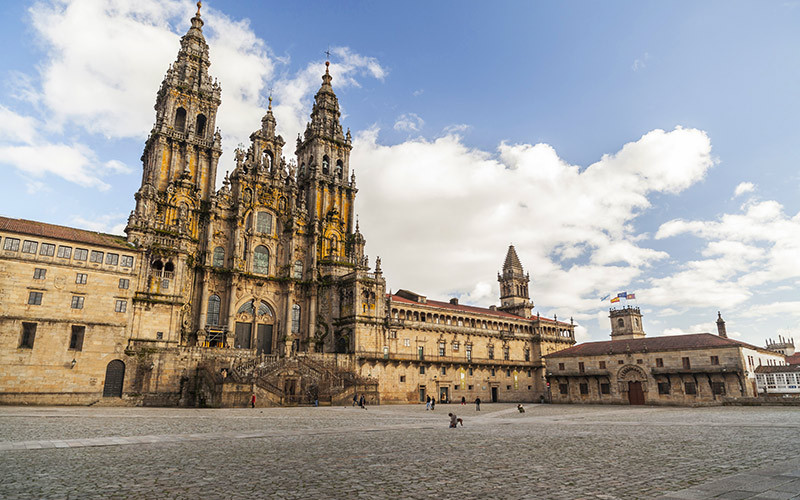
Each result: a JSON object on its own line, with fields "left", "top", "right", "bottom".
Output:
{"left": 497, "top": 245, "right": 533, "bottom": 318}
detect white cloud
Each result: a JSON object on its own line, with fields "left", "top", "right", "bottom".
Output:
{"left": 734, "top": 181, "right": 755, "bottom": 197}
{"left": 393, "top": 113, "right": 424, "bottom": 132}
{"left": 632, "top": 52, "right": 650, "bottom": 72}
{"left": 352, "top": 126, "right": 715, "bottom": 322}
{"left": 0, "top": 106, "right": 38, "bottom": 144}
{"left": 71, "top": 213, "right": 128, "bottom": 235}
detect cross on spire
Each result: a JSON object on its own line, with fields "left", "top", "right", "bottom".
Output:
{"left": 324, "top": 47, "right": 331, "bottom": 61}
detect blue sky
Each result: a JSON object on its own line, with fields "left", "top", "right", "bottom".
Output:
{"left": 1, "top": 0, "right": 799, "bottom": 346}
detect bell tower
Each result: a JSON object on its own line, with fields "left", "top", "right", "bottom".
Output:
{"left": 295, "top": 61, "right": 360, "bottom": 272}
{"left": 610, "top": 307, "right": 645, "bottom": 340}
{"left": 127, "top": 1, "right": 222, "bottom": 247}
{"left": 497, "top": 245, "right": 533, "bottom": 318}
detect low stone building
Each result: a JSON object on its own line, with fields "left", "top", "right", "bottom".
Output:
{"left": 544, "top": 309, "right": 787, "bottom": 405}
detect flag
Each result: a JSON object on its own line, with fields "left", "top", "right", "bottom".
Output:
{"left": 610, "top": 297, "right": 620, "bottom": 303}
{"left": 600, "top": 294, "right": 610, "bottom": 302}
{"left": 617, "top": 292, "right": 627, "bottom": 298}
{"left": 627, "top": 293, "right": 636, "bottom": 300}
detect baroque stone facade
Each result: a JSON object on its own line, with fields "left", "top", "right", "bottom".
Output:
{"left": 0, "top": 7, "right": 575, "bottom": 406}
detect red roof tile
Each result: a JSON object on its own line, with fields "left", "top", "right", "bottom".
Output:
{"left": 544, "top": 333, "right": 763, "bottom": 358}
{"left": 0, "top": 216, "right": 133, "bottom": 251}
{"left": 754, "top": 365, "right": 800, "bottom": 374}
{"left": 786, "top": 353, "right": 800, "bottom": 365}
{"left": 388, "top": 293, "right": 570, "bottom": 326}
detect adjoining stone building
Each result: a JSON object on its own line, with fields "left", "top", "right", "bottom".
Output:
{"left": 545, "top": 309, "right": 787, "bottom": 405}
{"left": 0, "top": 6, "right": 574, "bottom": 406}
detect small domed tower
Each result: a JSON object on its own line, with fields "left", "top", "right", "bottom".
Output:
{"left": 610, "top": 306, "right": 645, "bottom": 340}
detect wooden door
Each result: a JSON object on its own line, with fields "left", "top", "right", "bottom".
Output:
{"left": 628, "top": 381, "right": 645, "bottom": 405}
{"left": 491, "top": 387, "right": 498, "bottom": 402}
{"left": 256, "top": 324, "right": 272, "bottom": 355}
{"left": 102, "top": 360, "right": 125, "bottom": 398}
{"left": 235, "top": 322, "right": 252, "bottom": 349}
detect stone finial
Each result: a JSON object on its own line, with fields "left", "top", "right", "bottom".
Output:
{"left": 196, "top": 1, "right": 202, "bottom": 16}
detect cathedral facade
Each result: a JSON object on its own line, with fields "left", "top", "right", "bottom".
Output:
{"left": 0, "top": 7, "right": 574, "bottom": 406}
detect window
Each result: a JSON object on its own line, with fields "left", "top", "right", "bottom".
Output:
{"left": 254, "top": 245, "right": 269, "bottom": 274}
{"left": 559, "top": 383, "right": 568, "bottom": 395}
{"left": 115, "top": 300, "right": 127, "bottom": 313}
{"left": 27, "top": 291, "right": 43, "bottom": 305}
{"left": 119, "top": 278, "right": 130, "bottom": 289}
{"left": 33, "top": 268, "right": 46, "bottom": 280}
{"left": 441, "top": 367, "right": 446, "bottom": 375}
{"left": 196, "top": 113, "right": 207, "bottom": 137}
{"left": 291, "top": 304, "right": 300, "bottom": 333}
{"left": 439, "top": 342, "right": 445, "bottom": 356}
{"left": 419, "top": 366, "right": 425, "bottom": 375}
{"left": 400, "top": 375, "right": 406, "bottom": 383}
{"left": 618, "top": 360, "right": 624, "bottom": 365}
{"left": 503, "top": 346, "right": 509, "bottom": 360}
{"left": 747, "top": 356, "right": 754, "bottom": 368}
{"left": 40, "top": 243, "right": 55, "bottom": 256}
{"left": 711, "top": 382, "right": 726, "bottom": 395}
{"left": 684, "top": 382, "right": 697, "bottom": 395}
{"left": 22, "top": 240, "right": 38, "bottom": 254}
{"left": 506, "top": 385, "right": 511, "bottom": 390}
{"left": 212, "top": 247, "right": 225, "bottom": 267}
{"left": 527, "top": 369, "right": 532, "bottom": 377}
{"left": 175, "top": 107, "right": 186, "bottom": 132}
{"left": 658, "top": 382, "right": 670, "bottom": 395}
{"left": 4, "top": 237, "right": 20, "bottom": 251}
{"left": 468, "top": 368, "right": 473, "bottom": 376}
{"left": 578, "top": 362, "right": 585, "bottom": 373}
{"left": 90, "top": 250, "right": 103, "bottom": 263}
{"left": 452, "top": 341, "right": 459, "bottom": 352}
{"left": 468, "top": 385, "right": 474, "bottom": 390}
{"left": 488, "top": 346, "right": 494, "bottom": 359}
{"left": 121, "top": 255, "right": 134, "bottom": 267}
{"left": 599, "top": 361, "right": 606, "bottom": 370}
{"left": 256, "top": 212, "right": 272, "bottom": 234}
{"left": 205, "top": 294, "right": 221, "bottom": 325}
{"left": 710, "top": 356, "right": 719, "bottom": 365}
{"left": 76, "top": 273, "right": 87, "bottom": 284}
{"left": 418, "top": 346, "right": 424, "bottom": 360}
{"left": 57, "top": 245, "right": 72, "bottom": 258}
{"left": 71, "top": 296, "right": 84, "bottom": 309}
{"left": 490, "top": 368, "right": 496, "bottom": 376}
{"left": 656, "top": 358, "right": 664, "bottom": 367}
{"left": 74, "top": 248, "right": 88, "bottom": 260}
{"left": 157, "top": 332, "right": 163, "bottom": 340}
{"left": 69, "top": 326, "right": 85, "bottom": 351}
{"left": 682, "top": 357, "right": 691, "bottom": 369}
{"left": 600, "top": 383, "right": 610, "bottom": 394}
{"left": 404, "top": 338, "right": 410, "bottom": 347}
{"left": 524, "top": 349, "right": 530, "bottom": 361}
{"left": 105, "top": 253, "right": 119, "bottom": 266}
{"left": 293, "top": 260, "right": 303, "bottom": 279}
{"left": 466, "top": 345, "right": 472, "bottom": 361}
{"left": 20, "top": 322, "right": 36, "bottom": 348}
{"left": 506, "top": 369, "right": 511, "bottom": 376}
{"left": 558, "top": 363, "right": 565, "bottom": 371}
{"left": 579, "top": 383, "right": 589, "bottom": 395}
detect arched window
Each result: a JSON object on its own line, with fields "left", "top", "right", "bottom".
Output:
{"left": 207, "top": 294, "right": 221, "bottom": 325}
{"left": 164, "top": 261, "right": 174, "bottom": 272}
{"left": 291, "top": 304, "right": 300, "bottom": 333}
{"left": 617, "top": 318, "right": 625, "bottom": 328}
{"left": 253, "top": 245, "right": 269, "bottom": 274}
{"left": 264, "top": 150, "right": 273, "bottom": 170}
{"left": 212, "top": 247, "right": 225, "bottom": 267}
{"left": 293, "top": 260, "right": 303, "bottom": 279}
{"left": 335, "top": 159, "right": 343, "bottom": 177}
{"left": 238, "top": 300, "right": 255, "bottom": 315}
{"left": 195, "top": 114, "right": 207, "bottom": 137}
{"left": 257, "top": 301, "right": 273, "bottom": 317}
{"left": 256, "top": 212, "right": 272, "bottom": 234}
{"left": 322, "top": 155, "right": 330, "bottom": 174}
{"left": 175, "top": 107, "right": 187, "bottom": 133}
{"left": 151, "top": 259, "right": 163, "bottom": 270}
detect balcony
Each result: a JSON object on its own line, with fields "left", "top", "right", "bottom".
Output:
{"left": 356, "top": 350, "right": 540, "bottom": 368}
{"left": 546, "top": 369, "right": 610, "bottom": 378}
{"left": 650, "top": 364, "right": 741, "bottom": 376}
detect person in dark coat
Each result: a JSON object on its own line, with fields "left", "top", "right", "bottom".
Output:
{"left": 475, "top": 397, "right": 481, "bottom": 411}
{"left": 461, "top": 396, "right": 466, "bottom": 405}
{"left": 353, "top": 393, "right": 358, "bottom": 407}
{"left": 359, "top": 394, "right": 366, "bottom": 409}
{"left": 430, "top": 396, "right": 435, "bottom": 410}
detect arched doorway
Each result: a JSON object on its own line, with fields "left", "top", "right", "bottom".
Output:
{"left": 234, "top": 299, "right": 275, "bottom": 354}
{"left": 617, "top": 365, "right": 647, "bottom": 405}
{"left": 102, "top": 360, "right": 125, "bottom": 398}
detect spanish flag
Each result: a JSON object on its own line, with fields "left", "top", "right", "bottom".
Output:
{"left": 610, "top": 296, "right": 620, "bottom": 303}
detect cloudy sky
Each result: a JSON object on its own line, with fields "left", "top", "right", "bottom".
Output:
{"left": 1, "top": 1, "right": 799, "bottom": 346}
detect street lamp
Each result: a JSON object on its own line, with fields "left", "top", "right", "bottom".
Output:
{"left": 70, "top": 359, "right": 77, "bottom": 369}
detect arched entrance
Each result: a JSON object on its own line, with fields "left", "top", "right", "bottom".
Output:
{"left": 102, "top": 360, "right": 125, "bottom": 397}
{"left": 617, "top": 364, "right": 647, "bottom": 405}
{"left": 234, "top": 299, "right": 275, "bottom": 354}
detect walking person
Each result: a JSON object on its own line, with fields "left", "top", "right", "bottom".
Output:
{"left": 430, "top": 396, "right": 435, "bottom": 411}
{"left": 250, "top": 393, "right": 256, "bottom": 408}
{"left": 475, "top": 397, "right": 481, "bottom": 411}
{"left": 353, "top": 393, "right": 358, "bottom": 407}
{"left": 359, "top": 394, "right": 366, "bottom": 409}
{"left": 461, "top": 396, "right": 466, "bottom": 405}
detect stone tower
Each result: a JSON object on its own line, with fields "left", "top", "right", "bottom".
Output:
{"left": 610, "top": 306, "right": 645, "bottom": 340}
{"left": 497, "top": 245, "right": 533, "bottom": 318}
{"left": 295, "top": 61, "right": 360, "bottom": 275}
{"left": 716, "top": 311, "right": 728, "bottom": 338}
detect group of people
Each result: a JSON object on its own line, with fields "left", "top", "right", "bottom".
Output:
{"left": 425, "top": 395, "right": 437, "bottom": 410}
{"left": 352, "top": 393, "right": 367, "bottom": 409}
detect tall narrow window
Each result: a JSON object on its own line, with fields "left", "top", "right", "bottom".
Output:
{"left": 293, "top": 260, "right": 303, "bottom": 279}
{"left": 71, "top": 296, "right": 84, "bottom": 309}
{"left": 207, "top": 294, "right": 221, "bottom": 326}
{"left": 256, "top": 212, "right": 272, "bottom": 234}
{"left": 212, "top": 247, "right": 225, "bottom": 267}
{"left": 175, "top": 107, "right": 186, "bottom": 133}
{"left": 28, "top": 291, "right": 43, "bottom": 305}
{"left": 195, "top": 114, "right": 207, "bottom": 137}
{"left": 20, "top": 322, "right": 36, "bottom": 349}
{"left": 335, "top": 159, "right": 343, "bottom": 177}
{"left": 253, "top": 245, "right": 269, "bottom": 274}
{"left": 291, "top": 304, "right": 300, "bottom": 333}
{"left": 33, "top": 268, "right": 46, "bottom": 280}
{"left": 322, "top": 155, "right": 330, "bottom": 174}
{"left": 69, "top": 326, "right": 85, "bottom": 351}
{"left": 115, "top": 300, "right": 127, "bottom": 313}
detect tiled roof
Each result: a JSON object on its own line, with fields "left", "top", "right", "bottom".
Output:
{"left": 786, "top": 353, "right": 800, "bottom": 365}
{"left": 754, "top": 365, "right": 800, "bottom": 374}
{"left": 0, "top": 216, "right": 133, "bottom": 251}
{"left": 388, "top": 293, "right": 570, "bottom": 326}
{"left": 544, "top": 333, "right": 763, "bottom": 358}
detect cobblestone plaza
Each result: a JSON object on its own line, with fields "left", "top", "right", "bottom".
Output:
{"left": 1, "top": 404, "right": 799, "bottom": 499}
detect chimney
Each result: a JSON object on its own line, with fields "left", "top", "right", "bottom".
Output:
{"left": 449, "top": 298, "right": 458, "bottom": 305}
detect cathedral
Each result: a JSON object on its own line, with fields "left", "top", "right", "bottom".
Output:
{"left": 0, "top": 5, "right": 575, "bottom": 406}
